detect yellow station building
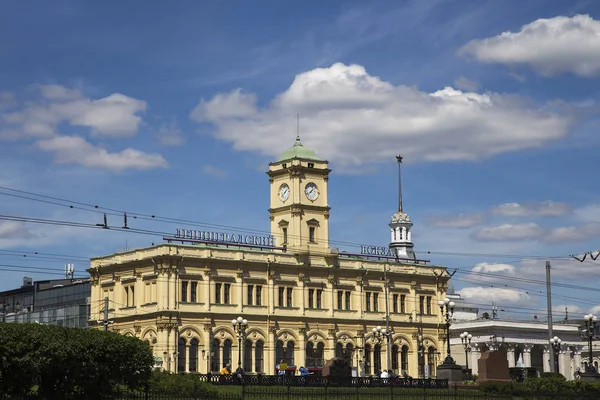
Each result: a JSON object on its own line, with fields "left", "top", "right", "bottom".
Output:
{"left": 87, "top": 136, "right": 450, "bottom": 377}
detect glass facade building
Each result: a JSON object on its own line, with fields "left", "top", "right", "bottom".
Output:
{"left": 1, "top": 277, "right": 91, "bottom": 328}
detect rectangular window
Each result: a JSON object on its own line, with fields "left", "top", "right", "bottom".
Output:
{"left": 215, "top": 283, "right": 222, "bottom": 304}
{"left": 426, "top": 296, "right": 432, "bottom": 315}
{"left": 308, "top": 288, "right": 314, "bottom": 309}
{"left": 373, "top": 293, "right": 379, "bottom": 312}
{"left": 400, "top": 295, "right": 406, "bottom": 313}
{"left": 419, "top": 296, "right": 425, "bottom": 315}
{"left": 337, "top": 291, "right": 343, "bottom": 310}
{"left": 256, "top": 285, "right": 262, "bottom": 306}
{"left": 345, "top": 291, "right": 351, "bottom": 310}
{"left": 286, "top": 287, "right": 293, "bottom": 307}
{"left": 365, "top": 292, "right": 371, "bottom": 312}
{"left": 393, "top": 294, "right": 399, "bottom": 313}
{"left": 224, "top": 284, "right": 231, "bottom": 304}
{"left": 278, "top": 287, "right": 285, "bottom": 307}
{"left": 124, "top": 285, "right": 135, "bottom": 307}
{"left": 145, "top": 283, "right": 150, "bottom": 304}
{"left": 248, "top": 284, "right": 254, "bottom": 305}
{"left": 190, "top": 282, "right": 197, "bottom": 303}
{"left": 283, "top": 228, "right": 288, "bottom": 245}
{"left": 308, "top": 162, "right": 314, "bottom": 168}
{"left": 181, "top": 281, "right": 188, "bottom": 303}
{"left": 309, "top": 227, "right": 316, "bottom": 243}
{"left": 316, "top": 289, "right": 322, "bottom": 309}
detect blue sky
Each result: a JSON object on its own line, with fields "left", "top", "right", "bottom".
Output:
{"left": 1, "top": 0, "right": 599, "bottom": 321}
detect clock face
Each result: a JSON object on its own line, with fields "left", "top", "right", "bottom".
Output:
{"left": 305, "top": 182, "right": 319, "bottom": 201}
{"left": 279, "top": 184, "right": 290, "bottom": 202}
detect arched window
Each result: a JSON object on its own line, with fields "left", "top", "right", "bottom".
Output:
{"left": 275, "top": 340, "right": 284, "bottom": 367}
{"left": 255, "top": 340, "right": 264, "bottom": 373}
{"left": 345, "top": 343, "right": 354, "bottom": 365}
{"left": 286, "top": 341, "right": 295, "bottom": 365}
{"left": 391, "top": 345, "right": 399, "bottom": 371}
{"left": 210, "top": 339, "right": 220, "bottom": 372}
{"left": 335, "top": 342, "right": 344, "bottom": 358}
{"left": 401, "top": 345, "right": 409, "bottom": 375}
{"left": 306, "top": 342, "right": 315, "bottom": 367}
{"left": 374, "top": 344, "right": 382, "bottom": 374}
{"left": 427, "top": 346, "right": 437, "bottom": 377}
{"left": 316, "top": 342, "right": 325, "bottom": 367}
{"left": 177, "top": 338, "right": 186, "bottom": 373}
{"left": 418, "top": 345, "right": 425, "bottom": 378}
{"left": 243, "top": 340, "right": 252, "bottom": 372}
{"left": 364, "top": 344, "right": 372, "bottom": 375}
{"left": 189, "top": 338, "right": 199, "bottom": 372}
{"left": 223, "top": 339, "right": 233, "bottom": 368}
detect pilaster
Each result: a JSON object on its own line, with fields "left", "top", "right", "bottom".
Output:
{"left": 506, "top": 345, "right": 516, "bottom": 368}
{"left": 543, "top": 346, "right": 551, "bottom": 373}
{"left": 470, "top": 343, "right": 481, "bottom": 376}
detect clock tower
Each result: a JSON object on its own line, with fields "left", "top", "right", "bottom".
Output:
{"left": 267, "top": 134, "right": 331, "bottom": 251}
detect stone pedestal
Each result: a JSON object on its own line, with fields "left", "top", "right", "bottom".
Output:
{"left": 580, "top": 372, "right": 600, "bottom": 382}
{"left": 436, "top": 363, "right": 463, "bottom": 385}
{"left": 478, "top": 349, "right": 510, "bottom": 382}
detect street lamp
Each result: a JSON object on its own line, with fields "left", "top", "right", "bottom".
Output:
{"left": 372, "top": 326, "right": 394, "bottom": 373}
{"left": 583, "top": 313, "right": 598, "bottom": 374}
{"left": 549, "top": 336, "right": 561, "bottom": 373}
{"left": 438, "top": 298, "right": 456, "bottom": 364}
{"left": 232, "top": 316, "right": 248, "bottom": 369}
{"left": 459, "top": 331, "right": 472, "bottom": 371}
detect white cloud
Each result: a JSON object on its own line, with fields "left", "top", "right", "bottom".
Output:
{"left": 518, "top": 258, "right": 600, "bottom": 279}
{"left": 544, "top": 222, "right": 600, "bottom": 243}
{"left": 590, "top": 305, "right": 600, "bottom": 315}
{"left": 459, "top": 14, "right": 600, "bottom": 77}
{"left": 472, "top": 262, "right": 516, "bottom": 275}
{"left": 459, "top": 262, "right": 517, "bottom": 286}
{"left": 0, "top": 221, "right": 37, "bottom": 239}
{"left": 36, "top": 135, "right": 168, "bottom": 172}
{"left": 458, "top": 287, "right": 530, "bottom": 305}
{"left": 1, "top": 85, "right": 147, "bottom": 139}
{"left": 574, "top": 204, "right": 600, "bottom": 222}
{"left": 454, "top": 76, "right": 478, "bottom": 91}
{"left": 471, "top": 223, "right": 545, "bottom": 241}
{"left": 426, "top": 212, "right": 486, "bottom": 228}
{"left": 190, "top": 62, "right": 571, "bottom": 169}
{"left": 552, "top": 304, "right": 582, "bottom": 314}
{"left": 491, "top": 201, "right": 572, "bottom": 217}
{"left": 156, "top": 120, "right": 185, "bottom": 146}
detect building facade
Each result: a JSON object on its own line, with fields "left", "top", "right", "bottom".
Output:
{"left": 1, "top": 277, "right": 91, "bottom": 328}
{"left": 87, "top": 137, "right": 450, "bottom": 377}
{"left": 450, "top": 320, "right": 584, "bottom": 380}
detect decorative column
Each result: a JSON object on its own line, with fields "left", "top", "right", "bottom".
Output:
{"left": 203, "top": 324, "right": 212, "bottom": 374}
{"left": 574, "top": 345, "right": 584, "bottom": 375}
{"left": 558, "top": 344, "right": 569, "bottom": 378}
{"left": 267, "top": 325, "right": 277, "bottom": 374}
{"left": 470, "top": 343, "right": 481, "bottom": 376}
{"left": 237, "top": 270, "right": 244, "bottom": 313}
{"left": 298, "top": 328, "right": 307, "bottom": 368}
{"left": 203, "top": 269, "right": 211, "bottom": 311}
{"left": 506, "top": 345, "right": 516, "bottom": 368}
{"left": 327, "top": 329, "right": 337, "bottom": 360}
{"left": 543, "top": 346, "right": 551, "bottom": 373}
{"left": 522, "top": 344, "right": 533, "bottom": 368}
{"left": 299, "top": 273, "right": 306, "bottom": 316}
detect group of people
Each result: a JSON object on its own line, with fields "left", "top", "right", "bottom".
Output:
{"left": 220, "top": 363, "right": 245, "bottom": 379}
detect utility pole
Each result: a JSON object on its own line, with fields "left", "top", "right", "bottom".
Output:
{"left": 98, "top": 296, "right": 113, "bottom": 331}
{"left": 546, "top": 261, "right": 555, "bottom": 373}
{"left": 383, "top": 263, "right": 392, "bottom": 371}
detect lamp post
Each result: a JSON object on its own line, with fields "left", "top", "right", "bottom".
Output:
{"left": 549, "top": 336, "right": 561, "bottom": 373}
{"left": 372, "top": 325, "right": 394, "bottom": 373}
{"left": 459, "top": 331, "right": 472, "bottom": 371}
{"left": 438, "top": 298, "right": 456, "bottom": 365}
{"left": 232, "top": 316, "right": 248, "bottom": 369}
{"left": 583, "top": 313, "right": 598, "bottom": 374}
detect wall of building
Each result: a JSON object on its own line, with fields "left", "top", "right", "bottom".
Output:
{"left": 88, "top": 243, "right": 449, "bottom": 377}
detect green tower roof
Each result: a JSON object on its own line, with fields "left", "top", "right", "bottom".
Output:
{"left": 276, "top": 136, "right": 322, "bottom": 162}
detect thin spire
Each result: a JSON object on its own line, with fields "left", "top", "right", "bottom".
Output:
{"left": 296, "top": 113, "right": 300, "bottom": 142}
{"left": 396, "top": 155, "right": 403, "bottom": 212}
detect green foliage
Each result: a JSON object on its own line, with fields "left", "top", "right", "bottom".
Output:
{"left": 147, "top": 370, "right": 218, "bottom": 397}
{"left": 478, "top": 374, "right": 600, "bottom": 395}
{"left": 0, "top": 323, "right": 154, "bottom": 399}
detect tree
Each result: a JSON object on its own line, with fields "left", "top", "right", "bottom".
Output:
{"left": 0, "top": 323, "right": 154, "bottom": 399}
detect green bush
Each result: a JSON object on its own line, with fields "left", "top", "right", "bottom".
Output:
{"left": 478, "top": 374, "right": 600, "bottom": 395}
{"left": 148, "top": 370, "right": 218, "bottom": 397}
{"left": 0, "top": 323, "right": 154, "bottom": 399}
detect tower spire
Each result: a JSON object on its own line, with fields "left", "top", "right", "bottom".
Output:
{"left": 396, "top": 155, "right": 403, "bottom": 212}
{"left": 296, "top": 113, "right": 300, "bottom": 142}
